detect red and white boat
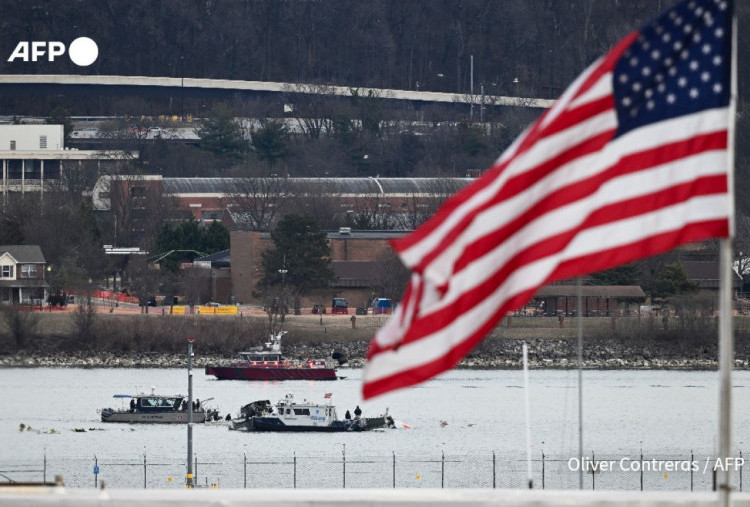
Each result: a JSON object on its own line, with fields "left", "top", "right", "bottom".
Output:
{"left": 205, "top": 331, "right": 340, "bottom": 381}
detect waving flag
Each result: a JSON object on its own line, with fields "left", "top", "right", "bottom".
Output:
{"left": 324, "top": 393, "right": 332, "bottom": 399}
{"left": 363, "top": 0, "right": 734, "bottom": 399}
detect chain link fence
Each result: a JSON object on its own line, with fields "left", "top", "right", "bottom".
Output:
{"left": 1, "top": 451, "right": 744, "bottom": 490}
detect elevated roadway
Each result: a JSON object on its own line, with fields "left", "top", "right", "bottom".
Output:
{"left": 0, "top": 74, "right": 554, "bottom": 109}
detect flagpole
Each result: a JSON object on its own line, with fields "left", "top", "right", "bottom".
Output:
{"left": 718, "top": 239, "right": 734, "bottom": 506}
{"left": 522, "top": 342, "right": 533, "bottom": 489}
{"left": 717, "top": 11, "right": 738, "bottom": 507}
{"left": 577, "top": 277, "right": 584, "bottom": 490}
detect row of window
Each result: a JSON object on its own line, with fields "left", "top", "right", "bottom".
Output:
{"left": 0, "top": 264, "right": 39, "bottom": 278}
{"left": 7, "top": 136, "right": 47, "bottom": 150}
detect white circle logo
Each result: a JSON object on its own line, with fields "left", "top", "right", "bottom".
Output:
{"left": 68, "top": 37, "right": 98, "bottom": 66}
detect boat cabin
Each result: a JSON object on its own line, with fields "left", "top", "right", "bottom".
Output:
{"left": 115, "top": 393, "right": 186, "bottom": 413}
{"left": 238, "top": 351, "right": 284, "bottom": 364}
{"left": 274, "top": 394, "right": 337, "bottom": 426}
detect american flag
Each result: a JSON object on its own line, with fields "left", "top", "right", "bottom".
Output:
{"left": 363, "top": 0, "right": 733, "bottom": 400}
{"left": 324, "top": 393, "right": 332, "bottom": 399}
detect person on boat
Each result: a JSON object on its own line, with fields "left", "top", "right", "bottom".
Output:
{"left": 129, "top": 399, "right": 136, "bottom": 413}
{"left": 181, "top": 400, "right": 187, "bottom": 411}
{"left": 345, "top": 410, "right": 351, "bottom": 420}
{"left": 196, "top": 399, "right": 201, "bottom": 410}
{"left": 354, "top": 405, "right": 362, "bottom": 419}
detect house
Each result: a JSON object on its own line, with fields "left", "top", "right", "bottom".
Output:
{"left": 0, "top": 245, "right": 49, "bottom": 305}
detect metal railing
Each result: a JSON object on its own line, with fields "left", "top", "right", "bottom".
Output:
{"left": 1, "top": 450, "right": 745, "bottom": 491}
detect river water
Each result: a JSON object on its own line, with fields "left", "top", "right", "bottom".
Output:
{"left": 2, "top": 367, "right": 749, "bottom": 489}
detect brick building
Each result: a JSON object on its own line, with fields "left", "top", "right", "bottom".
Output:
{"left": 533, "top": 285, "right": 646, "bottom": 316}
{"left": 230, "top": 228, "right": 407, "bottom": 307}
{"left": 93, "top": 175, "right": 472, "bottom": 228}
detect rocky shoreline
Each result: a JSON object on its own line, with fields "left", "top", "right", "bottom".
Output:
{"left": 1, "top": 337, "right": 747, "bottom": 370}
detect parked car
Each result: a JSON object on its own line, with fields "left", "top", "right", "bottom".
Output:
{"left": 371, "top": 298, "right": 392, "bottom": 314}
{"left": 331, "top": 298, "right": 348, "bottom": 314}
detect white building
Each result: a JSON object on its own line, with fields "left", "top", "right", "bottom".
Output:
{"left": 0, "top": 124, "right": 135, "bottom": 197}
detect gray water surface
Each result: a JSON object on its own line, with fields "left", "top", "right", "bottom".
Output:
{"left": 1, "top": 368, "right": 747, "bottom": 488}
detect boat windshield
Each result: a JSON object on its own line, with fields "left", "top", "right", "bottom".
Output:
{"left": 139, "top": 397, "right": 181, "bottom": 408}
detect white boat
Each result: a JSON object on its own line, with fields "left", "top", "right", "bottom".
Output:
{"left": 99, "top": 390, "right": 212, "bottom": 424}
{"left": 230, "top": 394, "right": 394, "bottom": 432}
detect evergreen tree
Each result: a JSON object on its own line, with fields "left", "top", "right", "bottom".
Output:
{"left": 258, "top": 214, "right": 334, "bottom": 299}
{"left": 197, "top": 103, "right": 248, "bottom": 162}
{"left": 589, "top": 264, "right": 641, "bottom": 285}
{"left": 46, "top": 105, "right": 74, "bottom": 141}
{"left": 649, "top": 262, "right": 699, "bottom": 300}
{"left": 154, "top": 218, "right": 229, "bottom": 271}
{"left": 251, "top": 119, "right": 290, "bottom": 173}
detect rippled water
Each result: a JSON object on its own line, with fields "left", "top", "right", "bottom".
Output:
{"left": 2, "top": 367, "right": 748, "bottom": 488}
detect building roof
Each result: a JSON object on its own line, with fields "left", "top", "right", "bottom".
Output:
{"left": 327, "top": 230, "right": 410, "bottom": 240}
{"left": 194, "top": 249, "right": 230, "bottom": 268}
{"left": 681, "top": 260, "right": 742, "bottom": 289}
{"left": 161, "top": 177, "right": 472, "bottom": 196}
{"left": 534, "top": 285, "right": 646, "bottom": 298}
{"left": 0, "top": 245, "right": 46, "bottom": 263}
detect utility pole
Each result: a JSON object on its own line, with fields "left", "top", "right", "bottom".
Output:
{"left": 470, "top": 55, "right": 474, "bottom": 122}
{"left": 186, "top": 336, "right": 194, "bottom": 488}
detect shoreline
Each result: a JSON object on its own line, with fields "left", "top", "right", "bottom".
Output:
{"left": 1, "top": 351, "right": 745, "bottom": 371}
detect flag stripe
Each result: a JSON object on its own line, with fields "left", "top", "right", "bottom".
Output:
{"left": 448, "top": 133, "right": 727, "bottom": 277}
{"left": 413, "top": 109, "right": 728, "bottom": 286}
{"left": 363, "top": 219, "right": 726, "bottom": 399}
{"left": 384, "top": 186, "right": 728, "bottom": 355}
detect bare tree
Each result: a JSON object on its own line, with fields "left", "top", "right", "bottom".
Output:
{"left": 109, "top": 174, "right": 178, "bottom": 251}
{"left": 225, "top": 177, "right": 292, "bottom": 230}
{"left": 735, "top": 213, "right": 750, "bottom": 280}
{"left": 0, "top": 306, "right": 39, "bottom": 351}
{"left": 369, "top": 250, "right": 410, "bottom": 303}
{"left": 126, "top": 256, "right": 160, "bottom": 313}
{"left": 282, "top": 83, "right": 336, "bottom": 141}
{"left": 281, "top": 179, "right": 345, "bottom": 229}
{"left": 72, "top": 285, "right": 98, "bottom": 348}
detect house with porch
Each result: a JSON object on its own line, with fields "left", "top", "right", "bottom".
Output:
{"left": 0, "top": 245, "right": 49, "bottom": 305}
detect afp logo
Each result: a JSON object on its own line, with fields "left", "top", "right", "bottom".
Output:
{"left": 7, "top": 37, "right": 98, "bottom": 66}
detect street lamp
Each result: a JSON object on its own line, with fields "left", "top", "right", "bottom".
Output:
{"left": 278, "top": 255, "right": 288, "bottom": 321}
{"left": 180, "top": 56, "right": 185, "bottom": 121}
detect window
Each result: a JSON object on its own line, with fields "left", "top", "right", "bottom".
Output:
{"left": 293, "top": 408, "right": 310, "bottom": 415}
{"left": 1, "top": 265, "right": 12, "bottom": 278}
{"left": 20, "top": 264, "right": 37, "bottom": 278}
{"left": 202, "top": 210, "right": 222, "bottom": 221}
{"left": 9, "top": 140, "right": 15, "bottom": 150}
{"left": 39, "top": 135, "right": 47, "bottom": 149}
{"left": 130, "top": 186, "right": 147, "bottom": 197}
